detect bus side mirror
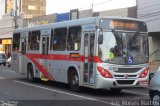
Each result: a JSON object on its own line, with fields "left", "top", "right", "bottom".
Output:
{"left": 98, "top": 32, "right": 103, "bottom": 44}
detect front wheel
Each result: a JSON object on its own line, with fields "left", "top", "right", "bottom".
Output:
{"left": 151, "top": 92, "right": 160, "bottom": 106}
{"left": 70, "top": 72, "right": 80, "bottom": 92}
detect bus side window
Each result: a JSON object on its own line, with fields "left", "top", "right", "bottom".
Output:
{"left": 50, "top": 29, "right": 54, "bottom": 50}
{"left": 12, "top": 33, "right": 20, "bottom": 51}
{"left": 67, "top": 26, "right": 82, "bottom": 51}
{"left": 28, "top": 32, "right": 31, "bottom": 50}
{"left": 28, "top": 31, "right": 40, "bottom": 51}
{"left": 52, "top": 28, "right": 67, "bottom": 51}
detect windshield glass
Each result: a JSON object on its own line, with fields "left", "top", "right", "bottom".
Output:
{"left": 98, "top": 31, "right": 149, "bottom": 65}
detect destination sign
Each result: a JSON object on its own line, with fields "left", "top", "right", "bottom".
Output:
{"left": 110, "top": 20, "right": 138, "bottom": 30}
{"left": 100, "top": 18, "right": 147, "bottom": 32}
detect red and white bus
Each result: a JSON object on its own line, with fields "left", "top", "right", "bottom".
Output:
{"left": 11, "top": 16, "right": 150, "bottom": 92}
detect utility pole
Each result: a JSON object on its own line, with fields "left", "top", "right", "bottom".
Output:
{"left": 91, "top": 3, "right": 93, "bottom": 16}
{"left": 14, "top": 0, "right": 18, "bottom": 29}
{"left": 11, "top": 0, "right": 18, "bottom": 29}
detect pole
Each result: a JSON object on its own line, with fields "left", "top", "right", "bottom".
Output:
{"left": 91, "top": 3, "right": 93, "bottom": 16}
{"left": 14, "top": 0, "right": 18, "bottom": 29}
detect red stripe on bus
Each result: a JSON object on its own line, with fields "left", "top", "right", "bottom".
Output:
{"left": 47, "top": 54, "right": 85, "bottom": 62}
{"left": 26, "top": 54, "right": 84, "bottom": 62}
{"left": 25, "top": 54, "right": 102, "bottom": 63}
{"left": 25, "top": 54, "right": 102, "bottom": 80}
{"left": 26, "top": 54, "right": 54, "bottom": 80}
{"left": 93, "top": 56, "right": 102, "bottom": 63}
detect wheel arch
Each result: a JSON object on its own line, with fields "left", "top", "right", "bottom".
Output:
{"left": 67, "top": 65, "right": 80, "bottom": 84}
{"left": 150, "top": 90, "right": 160, "bottom": 99}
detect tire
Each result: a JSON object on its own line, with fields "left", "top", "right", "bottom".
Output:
{"left": 69, "top": 71, "right": 80, "bottom": 92}
{"left": 110, "top": 88, "right": 122, "bottom": 93}
{"left": 27, "top": 64, "right": 35, "bottom": 82}
{"left": 151, "top": 92, "right": 160, "bottom": 106}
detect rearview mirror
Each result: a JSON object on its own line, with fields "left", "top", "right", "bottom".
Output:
{"left": 98, "top": 31, "right": 103, "bottom": 44}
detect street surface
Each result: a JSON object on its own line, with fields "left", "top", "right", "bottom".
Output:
{"left": 0, "top": 66, "right": 151, "bottom": 106}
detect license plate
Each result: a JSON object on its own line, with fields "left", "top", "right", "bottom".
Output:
{"left": 139, "top": 80, "right": 148, "bottom": 86}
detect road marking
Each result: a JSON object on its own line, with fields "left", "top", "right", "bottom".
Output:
{"left": 123, "top": 90, "right": 149, "bottom": 96}
{"left": 0, "top": 77, "right": 6, "bottom": 79}
{"left": 3, "top": 70, "right": 15, "bottom": 73}
{"left": 14, "top": 80, "right": 120, "bottom": 106}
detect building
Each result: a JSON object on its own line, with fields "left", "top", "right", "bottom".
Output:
{"left": 69, "top": 6, "right": 137, "bottom": 20}
{"left": 0, "top": 15, "right": 16, "bottom": 54}
{"left": 137, "top": 0, "right": 160, "bottom": 71}
{"left": 0, "top": 0, "right": 5, "bottom": 19}
{"left": 5, "top": 0, "right": 14, "bottom": 14}
{"left": 0, "top": 0, "right": 46, "bottom": 55}
{"left": 98, "top": 6, "right": 137, "bottom": 18}
{"left": 137, "top": 0, "right": 160, "bottom": 61}
{"left": 4, "top": 0, "right": 46, "bottom": 18}
{"left": 23, "top": 14, "right": 56, "bottom": 27}
{"left": 21, "top": 0, "right": 46, "bottom": 18}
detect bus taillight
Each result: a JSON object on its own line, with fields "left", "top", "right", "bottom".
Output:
{"left": 97, "top": 67, "right": 113, "bottom": 78}
{"left": 139, "top": 67, "right": 150, "bottom": 78}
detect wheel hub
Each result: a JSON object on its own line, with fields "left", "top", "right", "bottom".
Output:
{"left": 153, "top": 95, "right": 160, "bottom": 106}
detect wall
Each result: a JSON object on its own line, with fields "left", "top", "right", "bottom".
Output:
{"left": 23, "top": 13, "right": 56, "bottom": 27}
{"left": 137, "top": 0, "right": 160, "bottom": 32}
{"left": 99, "top": 8, "right": 128, "bottom": 17}
{"left": 98, "top": 6, "right": 137, "bottom": 18}
{"left": 149, "top": 32, "right": 160, "bottom": 60}
{"left": 138, "top": 0, "right": 160, "bottom": 61}
{"left": 79, "top": 9, "right": 92, "bottom": 18}
{"left": 0, "top": 0, "right": 5, "bottom": 19}
{"left": 56, "top": 13, "right": 69, "bottom": 22}
{"left": 0, "top": 15, "right": 14, "bottom": 39}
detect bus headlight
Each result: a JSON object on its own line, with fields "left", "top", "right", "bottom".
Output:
{"left": 139, "top": 67, "right": 150, "bottom": 78}
{"left": 97, "top": 66, "right": 113, "bottom": 78}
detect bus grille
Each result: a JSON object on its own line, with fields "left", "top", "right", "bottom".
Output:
{"left": 117, "top": 80, "right": 135, "bottom": 85}
{"left": 114, "top": 75, "right": 137, "bottom": 78}
{"left": 117, "top": 68, "right": 142, "bottom": 73}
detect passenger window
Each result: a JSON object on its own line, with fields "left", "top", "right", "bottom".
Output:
{"left": 50, "top": 29, "right": 54, "bottom": 50}
{"left": 67, "top": 26, "right": 81, "bottom": 51}
{"left": 28, "top": 31, "right": 40, "bottom": 51}
{"left": 52, "top": 28, "right": 67, "bottom": 51}
{"left": 12, "top": 33, "right": 20, "bottom": 51}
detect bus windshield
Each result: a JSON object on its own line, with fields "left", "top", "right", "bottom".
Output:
{"left": 98, "top": 31, "right": 149, "bottom": 65}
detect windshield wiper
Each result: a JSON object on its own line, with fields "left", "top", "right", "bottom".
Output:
{"left": 112, "top": 30, "right": 123, "bottom": 45}
{"left": 129, "top": 31, "right": 139, "bottom": 44}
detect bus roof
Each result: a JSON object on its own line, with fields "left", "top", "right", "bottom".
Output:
{"left": 14, "top": 16, "right": 144, "bottom": 33}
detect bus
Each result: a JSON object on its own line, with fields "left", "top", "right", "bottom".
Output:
{"left": 11, "top": 16, "right": 150, "bottom": 92}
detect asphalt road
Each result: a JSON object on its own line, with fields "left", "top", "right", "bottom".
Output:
{"left": 0, "top": 66, "right": 151, "bottom": 106}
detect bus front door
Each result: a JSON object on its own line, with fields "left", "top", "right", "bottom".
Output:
{"left": 19, "top": 37, "right": 27, "bottom": 74}
{"left": 83, "top": 32, "right": 95, "bottom": 85}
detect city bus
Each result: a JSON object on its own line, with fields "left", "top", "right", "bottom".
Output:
{"left": 11, "top": 16, "right": 150, "bottom": 92}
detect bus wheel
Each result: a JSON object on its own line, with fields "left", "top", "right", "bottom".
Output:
{"left": 151, "top": 92, "right": 160, "bottom": 106}
{"left": 70, "top": 71, "right": 80, "bottom": 92}
{"left": 27, "top": 64, "right": 35, "bottom": 82}
{"left": 110, "top": 88, "right": 122, "bottom": 93}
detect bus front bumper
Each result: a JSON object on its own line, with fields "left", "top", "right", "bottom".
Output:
{"left": 95, "top": 74, "right": 149, "bottom": 90}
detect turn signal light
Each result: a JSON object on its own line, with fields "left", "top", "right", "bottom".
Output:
{"left": 139, "top": 67, "right": 150, "bottom": 78}
{"left": 97, "top": 67, "right": 113, "bottom": 78}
